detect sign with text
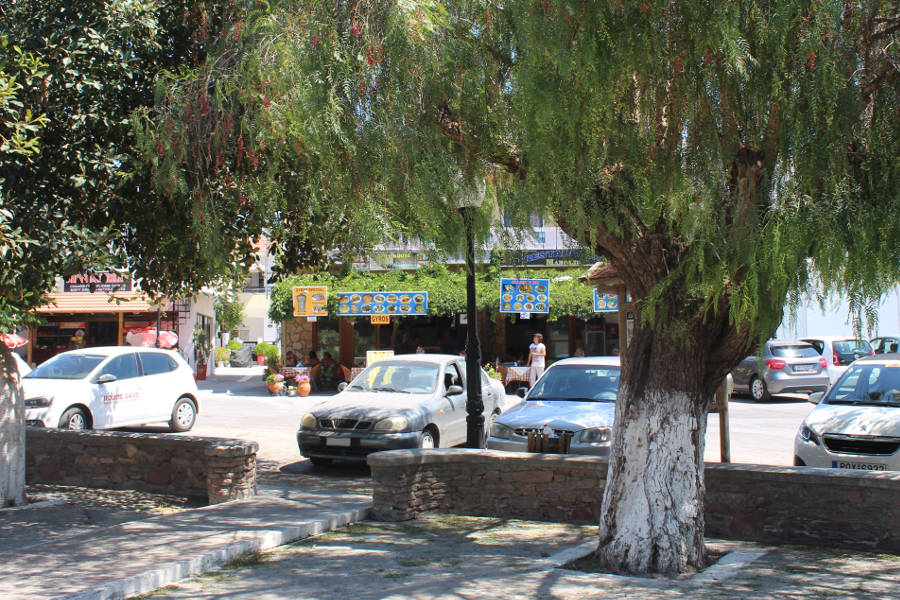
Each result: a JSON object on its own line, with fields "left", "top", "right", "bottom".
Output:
{"left": 499, "top": 278, "right": 549, "bottom": 314}
{"left": 292, "top": 286, "right": 328, "bottom": 317}
{"left": 64, "top": 272, "right": 131, "bottom": 293}
{"left": 593, "top": 289, "right": 619, "bottom": 312}
{"left": 366, "top": 350, "right": 394, "bottom": 366}
{"left": 370, "top": 314, "right": 390, "bottom": 325}
{"left": 337, "top": 291, "right": 428, "bottom": 316}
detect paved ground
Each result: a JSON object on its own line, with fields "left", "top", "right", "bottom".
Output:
{"left": 130, "top": 515, "right": 900, "bottom": 600}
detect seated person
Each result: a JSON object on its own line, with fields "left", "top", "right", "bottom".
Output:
{"left": 285, "top": 350, "right": 299, "bottom": 367}
{"left": 318, "top": 352, "right": 344, "bottom": 390}
{"left": 302, "top": 351, "right": 320, "bottom": 367}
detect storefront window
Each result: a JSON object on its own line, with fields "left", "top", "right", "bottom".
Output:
{"left": 548, "top": 317, "right": 569, "bottom": 359}
{"left": 354, "top": 320, "right": 377, "bottom": 365}
{"left": 316, "top": 318, "right": 340, "bottom": 363}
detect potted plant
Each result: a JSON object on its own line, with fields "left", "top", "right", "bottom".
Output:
{"left": 296, "top": 372, "right": 311, "bottom": 397}
{"left": 265, "top": 372, "right": 285, "bottom": 395}
{"left": 193, "top": 328, "right": 211, "bottom": 381}
{"left": 214, "top": 346, "right": 231, "bottom": 367}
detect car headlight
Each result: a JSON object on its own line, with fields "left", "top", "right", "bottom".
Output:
{"left": 25, "top": 396, "right": 53, "bottom": 409}
{"left": 300, "top": 413, "right": 318, "bottom": 429}
{"left": 490, "top": 422, "right": 515, "bottom": 440}
{"left": 373, "top": 416, "right": 409, "bottom": 432}
{"left": 798, "top": 423, "right": 819, "bottom": 445}
{"left": 578, "top": 427, "right": 611, "bottom": 444}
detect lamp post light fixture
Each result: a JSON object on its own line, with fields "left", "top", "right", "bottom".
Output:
{"left": 457, "top": 178, "right": 486, "bottom": 448}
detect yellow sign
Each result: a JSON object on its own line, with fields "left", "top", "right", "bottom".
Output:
{"left": 366, "top": 350, "right": 394, "bottom": 366}
{"left": 292, "top": 286, "right": 328, "bottom": 317}
{"left": 370, "top": 314, "right": 390, "bottom": 325}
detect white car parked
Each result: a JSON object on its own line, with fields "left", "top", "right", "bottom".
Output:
{"left": 23, "top": 346, "right": 200, "bottom": 431}
{"left": 794, "top": 354, "right": 900, "bottom": 472}
{"left": 801, "top": 336, "right": 874, "bottom": 385}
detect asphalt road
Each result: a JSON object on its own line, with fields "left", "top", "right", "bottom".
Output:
{"left": 139, "top": 366, "right": 815, "bottom": 471}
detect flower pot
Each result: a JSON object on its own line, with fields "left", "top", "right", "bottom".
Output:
{"left": 257, "top": 355, "right": 266, "bottom": 366}
{"left": 297, "top": 380, "right": 311, "bottom": 397}
{"left": 267, "top": 381, "right": 283, "bottom": 395}
{"left": 196, "top": 364, "right": 207, "bottom": 381}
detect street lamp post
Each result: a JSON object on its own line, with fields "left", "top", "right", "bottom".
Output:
{"left": 457, "top": 179, "right": 485, "bottom": 448}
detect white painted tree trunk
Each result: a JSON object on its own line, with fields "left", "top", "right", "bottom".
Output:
{"left": 596, "top": 383, "right": 708, "bottom": 574}
{"left": 0, "top": 344, "right": 26, "bottom": 507}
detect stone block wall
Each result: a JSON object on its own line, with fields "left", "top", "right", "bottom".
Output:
{"left": 281, "top": 319, "right": 315, "bottom": 358}
{"left": 26, "top": 428, "right": 258, "bottom": 504}
{"left": 369, "top": 449, "right": 900, "bottom": 553}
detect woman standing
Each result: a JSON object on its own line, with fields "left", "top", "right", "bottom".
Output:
{"left": 527, "top": 333, "right": 546, "bottom": 385}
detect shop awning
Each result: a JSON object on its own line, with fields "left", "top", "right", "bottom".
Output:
{"left": 37, "top": 292, "right": 162, "bottom": 314}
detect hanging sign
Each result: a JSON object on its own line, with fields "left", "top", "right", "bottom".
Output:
{"left": 593, "top": 289, "right": 619, "bottom": 312}
{"left": 499, "top": 278, "right": 549, "bottom": 314}
{"left": 371, "top": 314, "right": 390, "bottom": 325}
{"left": 292, "top": 286, "right": 328, "bottom": 317}
{"left": 337, "top": 291, "right": 428, "bottom": 316}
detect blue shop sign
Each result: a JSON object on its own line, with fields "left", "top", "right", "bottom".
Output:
{"left": 500, "top": 278, "right": 550, "bottom": 314}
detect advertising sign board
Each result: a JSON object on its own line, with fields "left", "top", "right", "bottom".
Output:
{"left": 337, "top": 291, "right": 428, "bottom": 316}
{"left": 499, "top": 278, "right": 550, "bottom": 314}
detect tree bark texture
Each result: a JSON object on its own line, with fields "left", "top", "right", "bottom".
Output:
{"left": 596, "top": 316, "right": 712, "bottom": 574}
{"left": 0, "top": 344, "right": 26, "bottom": 507}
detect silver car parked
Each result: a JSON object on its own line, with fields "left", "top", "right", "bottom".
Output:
{"left": 487, "top": 356, "right": 620, "bottom": 457}
{"left": 730, "top": 340, "right": 830, "bottom": 402}
{"left": 297, "top": 354, "right": 505, "bottom": 466}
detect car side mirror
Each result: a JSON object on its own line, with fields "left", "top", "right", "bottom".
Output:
{"left": 808, "top": 391, "right": 824, "bottom": 405}
{"left": 337, "top": 382, "right": 348, "bottom": 392}
{"left": 446, "top": 384, "right": 463, "bottom": 396}
{"left": 95, "top": 373, "right": 117, "bottom": 384}
{"left": 516, "top": 386, "right": 528, "bottom": 398}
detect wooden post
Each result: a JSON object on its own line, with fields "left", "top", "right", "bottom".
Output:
{"left": 617, "top": 284, "right": 628, "bottom": 354}
{"left": 715, "top": 377, "right": 731, "bottom": 463}
{"left": 117, "top": 312, "right": 124, "bottom": 346}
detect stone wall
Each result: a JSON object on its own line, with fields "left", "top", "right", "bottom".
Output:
{"left": 281, "top": 319, "right": 315, "bottom": 359}
{"left": 369, "top": 449, "right": 900, "bottom": 553}
{"left": 26, "top": 428, "right": 258, "bottom": 504}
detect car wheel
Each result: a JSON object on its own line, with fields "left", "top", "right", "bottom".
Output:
{"left": 749, "top": 376, "right": 771, "bottom": 402}
{"left": 309, "top": 457, "right": 333, "bottom": 468}
{"left": 419, "top": 428, "right": 437, "bottom": 449}
{"left": 169, "top": 397, "right": 197, "bottom": 432}
{"left": 59, "top": 407, "right": 89, "bottom": 430}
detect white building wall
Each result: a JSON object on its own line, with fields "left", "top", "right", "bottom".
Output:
{"left": 777, "top": 286, "right": 900, "bottom": 339}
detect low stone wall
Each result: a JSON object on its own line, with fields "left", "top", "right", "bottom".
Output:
{"left": 368, "top": 449, "right": 900, "bottom": 553}
{"left": 26, "top": 428, "right": 258, "bottom": 504}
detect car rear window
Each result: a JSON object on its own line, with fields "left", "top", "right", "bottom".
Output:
{"left": 833, "top": 340, "right": 873, "bottom": 354}
{"left": 771, "top": 345, "right": 819, "bottom": 359}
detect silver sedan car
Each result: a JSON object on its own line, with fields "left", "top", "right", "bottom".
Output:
{"left": 297, "top": 354, "right": 505, "bottom": 466}
{"left": 487, "top": 356, "right": 620, "bottom": 456}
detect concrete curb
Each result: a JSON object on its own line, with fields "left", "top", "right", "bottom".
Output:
{"left": 60, "top": 503, "right": 372, "bottom": 600}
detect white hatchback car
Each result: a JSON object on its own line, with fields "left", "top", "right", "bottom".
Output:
{"left": 23, "top": 346, "right": 200, "bottom": 431}
{"left": 801, "top": 336, "right": 874, "bottom": 385}
{"left": 794, "top": 354, "right": 900, "bottom": 472}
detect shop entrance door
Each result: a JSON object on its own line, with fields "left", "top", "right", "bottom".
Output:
{"left": 89, "top": 321, "right": 119, "bottom": 347}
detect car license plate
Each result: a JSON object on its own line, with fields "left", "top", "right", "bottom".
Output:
{"left": 793, "top": 364, "right": 814, "bottom": 373}
{"left": 325, "top": 437, "right": 351, "bottom": 447}
{"left": 832, "top": 461, "right": 885, "bottom": 471}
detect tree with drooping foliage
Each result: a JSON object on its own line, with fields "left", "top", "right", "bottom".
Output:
{"left": 142, "top": 0, "right": 900, "bottom": 575}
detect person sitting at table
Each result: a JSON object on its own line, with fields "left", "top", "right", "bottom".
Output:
{"left": 318, "top": 352, "right": 344, "bottom": 390}
{"left": 302, "top": 351, "right": 320, "bottom": 367}
{"left": 285, "top": 350, "right": 299, "bottom": 367}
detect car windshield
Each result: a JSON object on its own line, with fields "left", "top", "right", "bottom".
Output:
{"left": 833, "top": 340, "right": 873, "bottom": 355}
{"left": 771, "top": 345, "right": 819, "bottom": 359}
{"left": 348, "top": 362, "right": 439, "bottom": 393}
{"left": 825, "top": 363, "right": 900, "bottom": 407}
{"left": 528, "top": 364, "right": 620, "bottom": 402}
{"left": 25, "top": 353, "right": 106, "bottom": 380}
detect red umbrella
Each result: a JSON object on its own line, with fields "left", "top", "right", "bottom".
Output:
{"left": 125, "top": 327, "right": 178, "bottom": 349}
{"left": 1, "top": 333, "right": 28, "bottom": 348}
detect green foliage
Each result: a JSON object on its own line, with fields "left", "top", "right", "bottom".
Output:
{"left": 253, "top": 341, "right": 279, "bottom": 362}
{"left": 225, "top": 338, "right": 243, "bottom": 351}
{"left": 268, "top": 265, "right": 595, "bottom": 324}
{"left": 193, "top": 328, "right": 211, "bottom": 364}
{"left": 214, "top": 346, "right": 231, "bottom": 362}
{"left": 214, "top": 297, "right": 246, "bottom": 337}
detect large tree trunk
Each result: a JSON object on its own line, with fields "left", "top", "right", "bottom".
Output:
{"left": 596, "top": 320, "right": 712, "bottom": 574}
{"left": 0, "top": 344, "right": 26, "bottom": 507}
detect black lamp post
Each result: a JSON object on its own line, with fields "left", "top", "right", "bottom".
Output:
{"left": 458, "top": 179, "right": 486, "bottom": 448}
